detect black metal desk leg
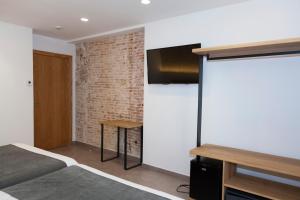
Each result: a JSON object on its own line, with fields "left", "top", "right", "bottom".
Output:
{"left": 124, "top": 126, "right": 143, "bottom": 170}
{"left": 117, "top": 127, "right": 120, "bottom": 157}
{"left": 124, "top": 128, "right": 128, "bottom": 170}
{"left": 140, "top": 126, "right": 143, "bottom": 164}
{"left": 100, "top": 124, "right": 104, "bottom": 162}
{"left": 101, "top": 125, "right": 121, "bottom": 162}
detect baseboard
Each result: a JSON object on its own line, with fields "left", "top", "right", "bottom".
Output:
{"left": 142, "top": 164, "right": 189, "bottom": 180}
{"left": 73, "top": 141, "right": 189, "bottom": 179}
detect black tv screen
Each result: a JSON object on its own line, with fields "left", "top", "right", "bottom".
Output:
{"left": 147, "top": 44, "right": 201, "bottom": 84}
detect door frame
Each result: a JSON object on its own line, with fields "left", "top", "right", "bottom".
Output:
{"left": 33, "top": 50, "right": 73, "bottom": 149}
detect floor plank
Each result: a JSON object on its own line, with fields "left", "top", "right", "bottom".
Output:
{"left": 51, "top": 142, "right": 189, "bottom": 199}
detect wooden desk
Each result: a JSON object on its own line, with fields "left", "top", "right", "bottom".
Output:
{"left": 191, "top": 144, "right": 300, "bottom": 200}
{"left": 100, "top": 120, "right": 143, "bottom": 170}
{"left": 100, "top": 120, "right": 142, "bottom": 129}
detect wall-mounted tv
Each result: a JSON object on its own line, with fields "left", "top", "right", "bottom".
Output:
{"left": 147, "top": 43, "right": 201, "bottom": 84}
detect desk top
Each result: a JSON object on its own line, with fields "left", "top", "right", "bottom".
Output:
{"left": 191, "top": 144, "right": 300, "bottom": 179}
{"left": 99, "top": 120, "right": 143, "bottom": 129}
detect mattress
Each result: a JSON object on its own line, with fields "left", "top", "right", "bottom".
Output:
{"left": 0, "top": 143, "right": 77, "bottom": 189}
{"left": 0, "top": 164, "right": 184, "bottom": 200}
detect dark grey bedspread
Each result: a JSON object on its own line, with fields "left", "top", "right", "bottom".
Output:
{"left": 3, "top": 166, "right": 172, "bottom": 200}
{"left": 0, "top": 145, "right": 66, "bottom": 189}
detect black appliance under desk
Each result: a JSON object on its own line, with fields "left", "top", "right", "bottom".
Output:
{"left": 190, "top": 157, "right": 223, "bottom": 200}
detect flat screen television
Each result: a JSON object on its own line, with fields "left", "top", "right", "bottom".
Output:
{"left": 147, "top": 43, "right": 201, "bottom": 84}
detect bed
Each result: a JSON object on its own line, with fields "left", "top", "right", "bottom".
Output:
{"left": 0, "top": 143, "right": 77, "bottom": 189}
{"left": 0, "top": 164, "right": 183, "bottom": 200}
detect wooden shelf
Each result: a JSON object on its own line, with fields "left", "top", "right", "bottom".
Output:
{"left": 99, "top": 120, "right": 143, "bottom": 129}
{"left": 191, "top": 144, "right": 300, "bottom": 179}
{"left": 191, "top": 145, "right": 300, "bottom": 200}
{"left": 192, "top": 37, "right": 300, "bottom": 60}
{"left": 224, "top": 174, "right": 300, "bottom": 200}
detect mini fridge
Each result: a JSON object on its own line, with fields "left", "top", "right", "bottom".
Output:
{"left": 190, "top": 157, "right": 223, "bottom": 200}
{"left": 225, "top": 189, "right": 269, "bottom": 200}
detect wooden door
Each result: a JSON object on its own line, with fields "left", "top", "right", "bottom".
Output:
{"left": 33, "top": 50, "right": 72, "bottom": 150}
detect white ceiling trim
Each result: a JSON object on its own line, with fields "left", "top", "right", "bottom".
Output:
{"left": 68, "top": 24, "right": 145, "bottom": 43}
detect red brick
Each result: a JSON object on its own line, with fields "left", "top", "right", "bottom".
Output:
{"left": 76, "top": 30, "right": 144, "bottom": 157}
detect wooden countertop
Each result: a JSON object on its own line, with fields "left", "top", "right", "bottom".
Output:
{"left": 99, "top": 120, "right": 143, "bottom": 129}
{"left": 190, "top": 144, "right": 300, "bottom": 179}
{"left": 192, "top": 37, "right": 300, "bottom": 59}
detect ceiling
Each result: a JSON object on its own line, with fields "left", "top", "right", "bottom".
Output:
{"left": 0, "top": 0, "right": 249, "bottom": 41}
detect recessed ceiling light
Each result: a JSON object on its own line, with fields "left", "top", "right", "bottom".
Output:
{"left": 80, "top": 17, "right": 89, "bottom": 22}
{"left": 141, "top": 0, "right": 151, "bottom": 5}
{"left": 55, "top": 26, "right": 63, "bottom": 30}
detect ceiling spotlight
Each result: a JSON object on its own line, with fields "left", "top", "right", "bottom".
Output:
{"left": 80, "top": 17, "right": 89, "bottom": 22}
{"left": 55, "top": 26, "right": 63, "bottom": 30}
{"left": 141, "top": 0, "right": 151, "bottom": 5}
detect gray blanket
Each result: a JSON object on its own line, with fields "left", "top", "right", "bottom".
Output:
{"left": 3, "top": 166, "right": 172, "bottom": 200}
{"left": 0, "top": 145, "right": 66, "bottom": 189}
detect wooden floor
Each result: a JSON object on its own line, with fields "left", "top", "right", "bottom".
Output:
{"left": 51, "top": 142, "right": 189, "bottom": 199}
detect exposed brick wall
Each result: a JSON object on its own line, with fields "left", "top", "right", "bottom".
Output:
{"left": 76, "top": 30, "right": 144, "bottom": 156}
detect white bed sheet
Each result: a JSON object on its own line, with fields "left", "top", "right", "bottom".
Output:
{"left": 0, "top": 191, "right": 17, "bottom": 200}
{"left": 12, "top": 143, "right": 77, "bottom": 167}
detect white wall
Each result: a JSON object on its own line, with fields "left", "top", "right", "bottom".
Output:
{"left": 144, "top": 0, "right": 300, "bottom": 176}
{"left": 32, "top": 34, "right": 76, "bottom": 141}
{"left": 0, "top": 21, "right": 33, "bottom": 145}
